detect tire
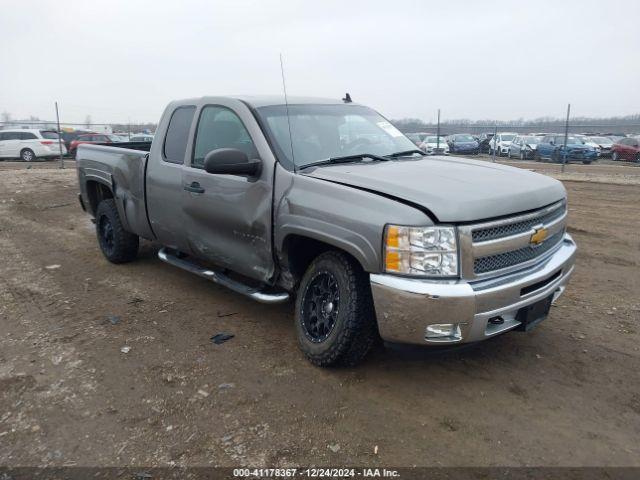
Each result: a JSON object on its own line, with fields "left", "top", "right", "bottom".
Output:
{"left": 95, "top": 199, "right": 139, "bottom": 263}
{"left": 295, "top": 250, "right": 378, "bottom": 367}
{"left": 582, "top": 160, "right": 592, "bottom": 165}
{"left": 507, "top": 149, "right": 512, "bottom": 159}
{"left": 20, "top": 148, "right": 36, "bottom": 162}
{"left": 612, "top": 151, "right": 619, "bottom": 161}
{"left": 520, "top": 151, "right": 526, "bottom": 160}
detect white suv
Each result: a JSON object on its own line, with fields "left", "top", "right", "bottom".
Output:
{"left": 489, "top": 132, "right": 518, "bottom": 156}
{"left": 0, "top": 129, "right": 67, "bottom": 161}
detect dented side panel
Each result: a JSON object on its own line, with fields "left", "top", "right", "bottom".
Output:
{"left": 273, "top": 164, "right": 433, "bottom": 273}
{"left": 77, "top": 144, "right": 154, "bottom": 240}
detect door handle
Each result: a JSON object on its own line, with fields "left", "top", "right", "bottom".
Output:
{"left": 184, "top": 181, "right": 205, "bottom": 194}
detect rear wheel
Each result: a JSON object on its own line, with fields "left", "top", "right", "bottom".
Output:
{"left": 295, "top": 251, "right": 378, "bottom": 367}
{"left": 635, "top": 153, "right": 640, "bottom": 163}
{"left": 95, "top": 199, "right": 139, "bottom": 263}
{"left": 20, "top": 148, "right": 35, "bottom": 162}
{"left": 582, "top": 160, "right": 592, "bottom": 165}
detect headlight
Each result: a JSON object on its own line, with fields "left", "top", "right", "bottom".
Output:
{"left": 384, "top": 225, "right": 458, "bottom": 277}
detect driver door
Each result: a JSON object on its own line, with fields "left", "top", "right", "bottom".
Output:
{"left": 181, "top": 103, "right": 274, "bottom": 283}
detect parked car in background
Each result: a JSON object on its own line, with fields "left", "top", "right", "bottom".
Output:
{"left": 611, "top": 137, "right": 640, "bottom": 162}
{"left": 507, "top": 135, "right": 542, "bottom": 160}
{"left": 535, "top": 135, "right": 597, "bottom": 164}
{"left": 477, "top": 133, "right": 494, "bottom": 153}
{"left": 489, "top": 132, "right": 517, "bottom": 156}
{"left": 130, "top": 134, "right": 155, "bottom": 142}
{"left": 69, "top": 133, "right": 122, "bottom": 158}
{"left": 0, "top": 129, "right": 67, "bottom": 161}
{"left": 583, "top": 136, "right": 614, "bottom": 157}
{"left": 419, "top": 135, "right": 449, "bottom": 155}
{"left": 447, "top": 134, "right": 479, "bottom": 154}
{"left": 61, "top": 130, "right": 95, "bottom": 152}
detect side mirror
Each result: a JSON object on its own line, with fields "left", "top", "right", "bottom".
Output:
{"left": 204, "top": 148, "right": 261, "bottom": 176}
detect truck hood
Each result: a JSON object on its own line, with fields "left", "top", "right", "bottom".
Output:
{"left": 302, "top": 156, "right": 565, "bottom": 222}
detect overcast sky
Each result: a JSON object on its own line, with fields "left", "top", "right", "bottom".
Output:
{"left": 1, "top": 0, "right": 639, "bottom": 124}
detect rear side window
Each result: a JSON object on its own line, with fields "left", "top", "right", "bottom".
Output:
{"left": 164, "top": 106, "right": 196, "bottom": 164}
{"left": 20, "top": 132, "right": 38, "bottom": 140}
{"left": 40, "top": 130, "right": 59, "bottom": 139}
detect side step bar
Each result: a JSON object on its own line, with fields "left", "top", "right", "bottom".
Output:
{"left": 157, "top": 247, "right": 290, "bottom": 304}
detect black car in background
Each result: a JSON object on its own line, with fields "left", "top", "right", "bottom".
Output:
{"left": 477, "top": 133, "right": 495, "bottom": 153}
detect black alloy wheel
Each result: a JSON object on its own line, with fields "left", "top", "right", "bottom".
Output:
{"left": 300, "top": 271, "right": 340, "bottom": 343}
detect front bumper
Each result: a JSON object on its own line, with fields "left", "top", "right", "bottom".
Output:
{"left": 370, "top": 233, "right": 577, "bottom": 345}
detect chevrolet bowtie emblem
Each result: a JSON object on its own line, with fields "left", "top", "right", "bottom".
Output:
{"left": 530, "top": 227, "right": 548, "bottom": 245}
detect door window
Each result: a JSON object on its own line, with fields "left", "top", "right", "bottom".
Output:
{"left": 19, "top": 132, "right": 37, "bottom": 140}
{"left": 163, "top": 106, "right": 196, "bottom": 164}
{"left": 192, "top": 106, "right": 257, "bottom": 169}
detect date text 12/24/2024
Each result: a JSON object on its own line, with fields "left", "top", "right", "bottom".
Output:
{"left": 233, "top": 468, "right": 400, "bottom": 477}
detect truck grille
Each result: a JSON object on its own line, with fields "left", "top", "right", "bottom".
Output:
{"left": 474, "top": 231, "right": 564, "bottom": 274}
{"left": 459, "top": 200, "right": 568, "bottom": 279}
{"left": 472, "top": 201, "right": 566, "bottom": 242}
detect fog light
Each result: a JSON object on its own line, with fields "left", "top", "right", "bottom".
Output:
{"left": 425, "top": 323, "right": 461, "bottom": 340}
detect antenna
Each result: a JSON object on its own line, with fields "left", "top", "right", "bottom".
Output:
{"left": 279, "top": 53, "right": 296, "bottom": 172}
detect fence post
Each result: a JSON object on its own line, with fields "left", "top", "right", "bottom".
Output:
{"left": 561, "top": 103, "right": 571, "bottom": 173}
{"left": 436, "top": 109, "right": 441, "bottom": 153}
{"left": 55, "top": 102, "right": 64, "bottom": 169}
{"left": 492, "top": 124, "right": 497, "bottom": 162}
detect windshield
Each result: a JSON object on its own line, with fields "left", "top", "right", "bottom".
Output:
{"left": 453, "top": 134, "right": 475, "bottom": 142}
{"left": 522, "top": 136, "right": 541, "bottom": 144}
{"left": 255, "top": 104, "right": 418, "bottom": 168}
{"left": 106, "top": 135, "right": 121, "bottom": 142}
{"left": 500, "top": 134, "right": 516, "bottom": 141}
{"left": 590, "top": 136, "right": 612, "bottom": 145}
{"left": 40, "top": 130, "right": 59, "bottom": 139}
{"left": 425, "top": 136, "right": 446, "bottom": 143}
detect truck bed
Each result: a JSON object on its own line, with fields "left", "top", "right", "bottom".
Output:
{"left": 76, "top": 143, "right": 155, "bottom": 240}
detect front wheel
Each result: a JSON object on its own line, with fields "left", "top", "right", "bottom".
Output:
{"left": 295, "top": 251, "right": 378, "bottom": 367}
{"left": 612, "top": 151, "right": 619, "bottom": 161}
{"left": 95, "top": 199, "right": 139, "bottom": 263}
{"left": 20, "top": 148, "right": 36, "bottom": 162}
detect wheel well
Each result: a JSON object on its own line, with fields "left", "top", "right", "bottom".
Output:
{"left": 86, "top": 181, "right": 114, "bottom": 216}
{"left": 279, "top": 235, "right": 363, "bottom": 290}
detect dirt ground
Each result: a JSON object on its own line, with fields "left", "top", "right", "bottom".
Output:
{"left": 0, "top": 159, "right": 639, "bottom": 468}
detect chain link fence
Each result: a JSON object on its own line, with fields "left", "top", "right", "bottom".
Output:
{"left": 2, "top": 107, "right": 640, "bottom": 169}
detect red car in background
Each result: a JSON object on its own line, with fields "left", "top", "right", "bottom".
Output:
{"left": 611, "top": 137, "right": 640, "bottom": 162}
{"left": 69, "top": 133, "right": 122, "bottom": 158}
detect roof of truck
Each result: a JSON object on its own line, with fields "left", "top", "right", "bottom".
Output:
{"left": 174, "top": 96, "right": 354, "bottom": 108}
{"left": 235, "top": 95, "right": 349, "bottom": 107}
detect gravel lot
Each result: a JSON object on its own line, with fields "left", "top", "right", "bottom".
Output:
{"left": 0, "top": 159, "right": 639, "bottom": 467}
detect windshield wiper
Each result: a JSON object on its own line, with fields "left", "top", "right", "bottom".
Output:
{"left": 299, "top": 153, "right": 390, "bottom": 170}
{"left": 385, "top": 149, "right": 426, "bottom": 158}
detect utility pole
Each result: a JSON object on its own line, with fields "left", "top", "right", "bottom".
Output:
{"left": 55, "top": 102, "right": 64, "bottom": 169}
{"left": 561, "top": 103, "right": 571, "bottom": 173}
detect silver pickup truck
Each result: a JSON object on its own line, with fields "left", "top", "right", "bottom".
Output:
{"left": 76, "top": 96, "right": 576, "bottom": 367}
